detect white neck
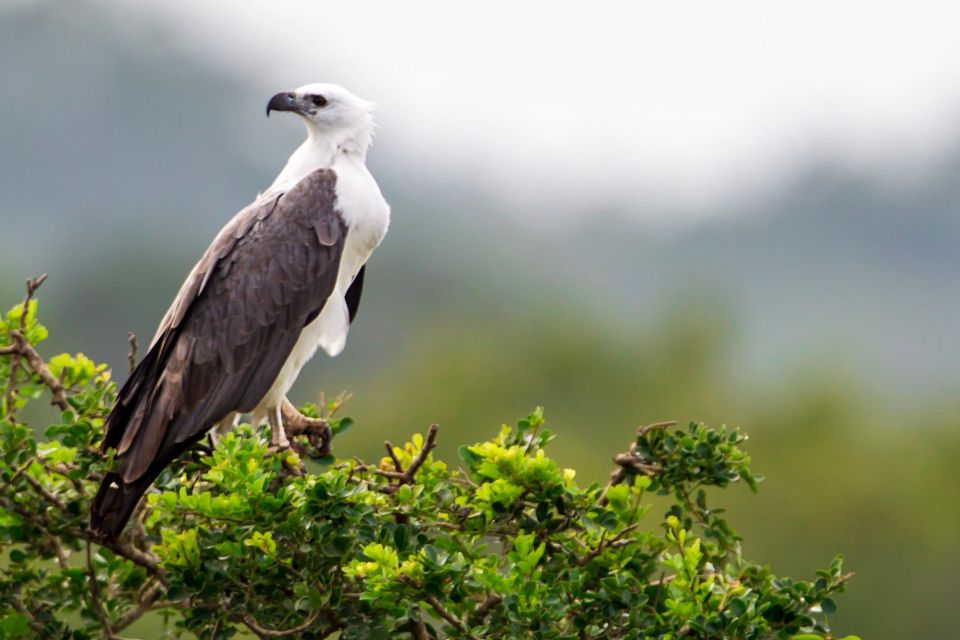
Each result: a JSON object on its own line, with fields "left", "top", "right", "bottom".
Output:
{"left": 267, "top": 121, "right": 372, "bottom": 192}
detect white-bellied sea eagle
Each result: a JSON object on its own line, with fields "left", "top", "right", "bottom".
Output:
{"left": 91, "top": 84, "right": 390, "bottom": 540}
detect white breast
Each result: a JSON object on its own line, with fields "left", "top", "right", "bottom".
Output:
{"left": 255, "top": 155, "right": 389, "bottom": 414}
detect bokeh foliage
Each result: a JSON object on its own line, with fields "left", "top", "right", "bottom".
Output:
{"left": 0, "top": 294, "right": 861, "bottom": 639}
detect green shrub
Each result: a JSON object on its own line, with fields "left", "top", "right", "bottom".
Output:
{"left": 0, "top": 282, "right": 855, "bottom": 639}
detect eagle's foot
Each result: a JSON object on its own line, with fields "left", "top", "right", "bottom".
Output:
{"left": 281, "top": 398, "right": 333, "bottom": 457}
{"left": 267, "top": 405, "right": 292, "bottom": 450}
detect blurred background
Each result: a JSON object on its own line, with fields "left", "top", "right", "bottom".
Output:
{"left": 2, "top": 1, "right": 959, "bottom": 637}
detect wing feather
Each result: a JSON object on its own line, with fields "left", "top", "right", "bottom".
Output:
{"left": 102, "top": 169, "right": 345, "bottom": 483}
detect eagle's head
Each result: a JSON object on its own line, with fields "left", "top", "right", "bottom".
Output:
{"left": 267, "top": 83, "right": 376, "bottom": 152}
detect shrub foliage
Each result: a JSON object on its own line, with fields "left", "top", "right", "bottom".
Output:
{"left": 0, "top": 280, "right": 856, "bottom": 639}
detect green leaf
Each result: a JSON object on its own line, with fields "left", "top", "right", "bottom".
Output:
{"left": 457, "top": 445, "right": 481, "bottom": 465}
{"left": 728, "top": 597, "right": 747, "bottom": 617}
{"left": 0, "top": 614, "right": 30, "bottom": 638}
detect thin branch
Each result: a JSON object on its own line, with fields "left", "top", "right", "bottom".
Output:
{"left": 424, "top": 595, "right": 478, "bottom": 640}
{"left": 23, "top": 472, "right": 67, "bottom": 511}
{"left": 610, "top": 453, "right": 662, "bottom": 476}
{"left": 240, "top": 610, "right": 323, "bottom": 638}
{"left": 577, "top": 523, "right": 642, "bottom": 566}
{"left": 46, "top": 531, "right": 69, "bottom": 569}
{"left": 3, "top": 274, "right": 48, "bottom": 419}
{"left": 599, "top": 420, "right": 674, "bottom": 505}
{"left": 469, "top": 594, "right": 503, "bottom": 624}
{"left": 126, "top": 333, "right": 138, "bottom": 375}
{"left": 1, "top": 491, "right": 161, "bottom": 579}
{"left": 50, "top": 463, "right": 86, "bottom": 495}
{"left": 376, "top": 424, "right": 439, "bottom": 493}
{"left": 87, "top": 541, "right": 117, "bottom": 639}
{"left": 384, "top": 441, "right": 405, "bottom": 473}
{"left": 113, "top": 582, "right": 165, "bottom": 633}
{"left": 1, "top": 456, "right": 37, "bottom": 494}
{"left": 638, "top": 420, "right": 677, "bottom": 436}
{"left": 7, "top": 329, "right": 68, "bottom": 411}
{"left": 103, "top": 537, "right": 162, "bottom": 574}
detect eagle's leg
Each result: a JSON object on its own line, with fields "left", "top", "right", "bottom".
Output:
{"left": 280, "top": 397, "right": 333, "bottom": 456}
{"left": 268, "top": 405, "right": 291, "bottom": 449}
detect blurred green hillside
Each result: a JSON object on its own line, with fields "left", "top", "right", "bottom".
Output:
{"left": 2, "top": 3, "right": 959, "bottom": 638}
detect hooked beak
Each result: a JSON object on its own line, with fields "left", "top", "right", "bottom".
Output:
{"left": 266, "top": 92, "right": 301, "bottom": 117}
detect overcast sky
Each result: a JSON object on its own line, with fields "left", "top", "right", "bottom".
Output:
{"left": 91, "top": 0, "right": 960, "bottom": 220}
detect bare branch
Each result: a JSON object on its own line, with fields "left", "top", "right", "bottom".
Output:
{"left": 240, "top": 610, "right": 324, "bottom": 638}
{"left": 384, "top": 440, "right": 405, "bottom": 473}
{"left": 3, "top": 274, "right": 48, "bottom": 419}
{"left": 376, "top": 424, "right": 439, "bottom": 493}
{"left": 7, "top": 330, "right": 68, "bottom": 411}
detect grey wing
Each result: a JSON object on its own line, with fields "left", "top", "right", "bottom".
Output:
{"left": 102, "top": 169, "right": 345, "bottom": 483}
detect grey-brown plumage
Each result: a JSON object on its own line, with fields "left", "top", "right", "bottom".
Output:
{"left": 91, "top": 168, "right": 360, "bottom": 540}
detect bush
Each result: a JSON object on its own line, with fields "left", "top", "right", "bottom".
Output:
{"left": 0, "top": 280, "right": 856, "bottom": 639}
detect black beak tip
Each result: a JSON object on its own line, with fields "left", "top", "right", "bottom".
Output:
{"left": 266, "top": 92, "right": 297, "bottom": 118}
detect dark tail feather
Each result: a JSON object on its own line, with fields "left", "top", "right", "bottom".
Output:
{"left": 90, "top": 471, "right": 157, "bottom": 542}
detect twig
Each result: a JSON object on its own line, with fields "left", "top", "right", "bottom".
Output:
{"left": 385, "top": 441, "right": 405, "bottom": 473}
{"left": 376, "top": 424, "right": 439, "bottom": 493}
{"left": 469, "top": 594, "right": 503, "bottom": 624}
{"left": 105, "top": 537, "right": 162, "bottom": 574}
{"left": 240, "top": 610, "right": 323, "bottom": 638}
{"left": 1, "top": 456, "right": 37, "bottom": 494}
{"left": 610, "top": 453, "right": 662, "bottom": 476}
{"left": 599, "top": 420, "right": 674, "bottom": 505}
{"left": 3, "top": 274, "right": 48, "bottom": 419}
{"left": 0, "top": 491, "right": 163, "bottom": 582}
{"left": 87, "top": 541, "right": 117, "bottom": 639}
{"left": 126, "top": 333, "right": 138, "bottom": 374}
{"left": 638, "top": 420, "right": 677, "bottom": 435}
{"left": 7, "top": 330, "right": 68, "bottom": 411}
{"left": 577, "top": 524, "right": 642, "bottom": 566}
{"left": 424, "top": 595, "right": 478, "bottom": 640}
{"left": 113, "top": 582, "right": 166, "bottom": 632}
{"left": 23, "top": 472, "right": 67, "bottom": 511}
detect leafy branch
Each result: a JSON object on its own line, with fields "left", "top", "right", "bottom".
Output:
{"left": 0, "top": 281, "right": 858, "bottom": 640}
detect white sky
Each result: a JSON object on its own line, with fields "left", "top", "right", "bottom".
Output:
{"left": 93, "top": 0, "right": 960, "bottom": 219}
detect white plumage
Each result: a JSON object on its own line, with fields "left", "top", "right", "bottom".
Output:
{"left": 249, "top": 84, "right": 390, "bottom": 440}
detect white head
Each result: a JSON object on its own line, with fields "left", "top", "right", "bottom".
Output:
{"left": 267, "top": 83, "right": 376, "bottom": 156}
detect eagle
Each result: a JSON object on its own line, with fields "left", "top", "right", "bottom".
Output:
{"left": 90, "top": 84, "right": 390, "bottom": 540}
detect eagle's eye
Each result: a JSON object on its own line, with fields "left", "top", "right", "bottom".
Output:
{"left": 311, "top": 95, "right": 328, "bottom": 108}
